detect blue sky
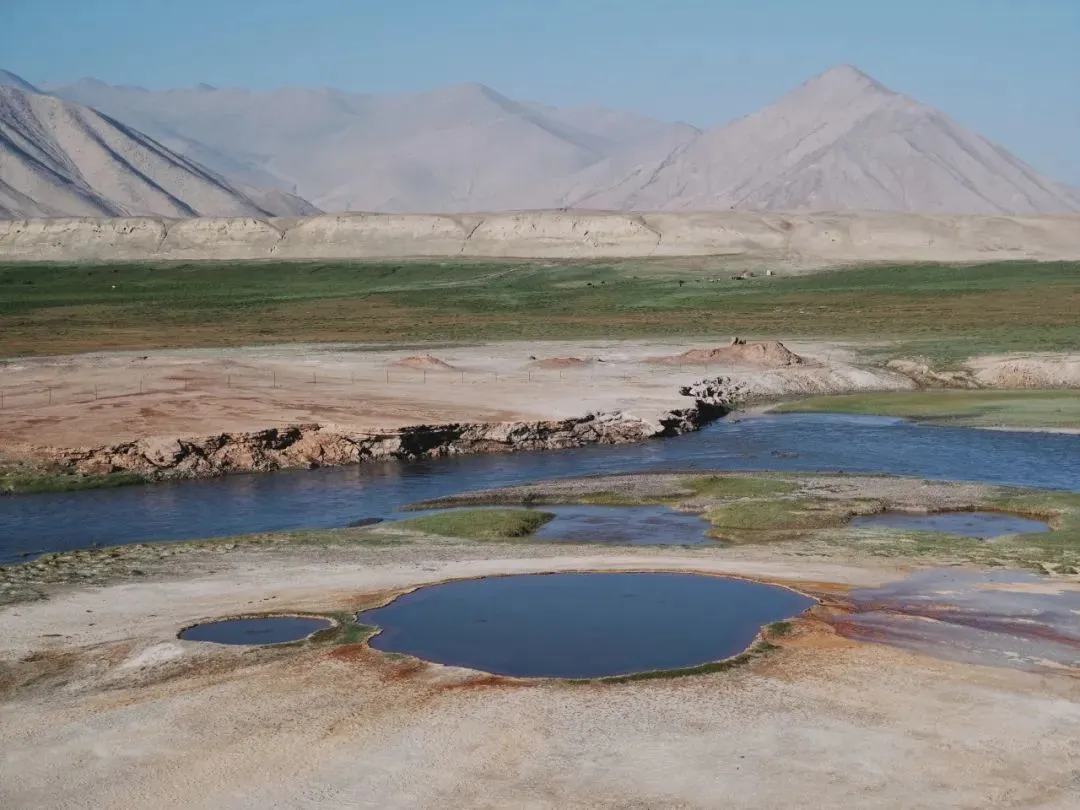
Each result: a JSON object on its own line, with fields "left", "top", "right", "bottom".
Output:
{"left": 4, "top": 0, "right": 1078, "bottom": 182}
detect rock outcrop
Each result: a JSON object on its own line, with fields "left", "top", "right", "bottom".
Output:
{"left": 42, "top": 394, "right": 729, "bottom": 482}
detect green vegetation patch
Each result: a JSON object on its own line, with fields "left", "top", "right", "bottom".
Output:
{"left": 389, "top": 509, "right": 556, "bottom": 540}
{"left": 703, "top": 498, "right": 879, "bottom": 541}
{"left": 3, "top": 259, "right": 1079, "bottom": 357}
{"left": 777, "top": 390, "right": 1080, "bottom": 430}
{"left": 0, "top": 468, "right": 147, "bottom": 495}
{"left": 682, "top": 475, "right": 798, "bottom": 500}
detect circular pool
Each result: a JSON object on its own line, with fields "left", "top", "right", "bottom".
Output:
{"left": 179, "top": 615, "right": 333, "bottom": 645}
{"left": 355, "top": 572, "right": 814, "bottom": 678}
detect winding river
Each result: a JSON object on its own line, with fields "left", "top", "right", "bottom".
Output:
{"left": 2, "top": 413, "right": 1079, "bottom": 562}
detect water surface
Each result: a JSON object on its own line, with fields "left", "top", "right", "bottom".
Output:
{"left": 355, "top": 572, "right": 814, "bottom": 678}
{"left": 179, "top": 616, "right": 332, "bottom": 645}
{"left": 3, "top": 414, "right": 1079, "bottom": 561}
{"left": 850, "top": 511, "right": 1050, "bottom": 538}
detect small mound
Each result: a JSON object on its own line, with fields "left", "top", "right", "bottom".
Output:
{"left": 649, "top": 340, "right": 805, "bottom": 369}
{"left": 392, "top": 354, "right": 457, "bottom": 371}
{"left": 528, "top": 356, "right": 594, "bottom": 369}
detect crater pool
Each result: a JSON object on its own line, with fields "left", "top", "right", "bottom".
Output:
{"left": 179, "top": 616, "right": 332, "bottom": 645}
{"left": 354, "top": 572, "right": 814, "bottom": 679}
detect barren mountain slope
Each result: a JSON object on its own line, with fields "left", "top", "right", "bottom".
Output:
{"left": 566, "top": 66, "right": 1080, "bottom": 214}
{"left": 45, "top": 79, "right": 694, "bottom": 211}
{"left": 0, "top": 84, "right": 318, "bottom": 219}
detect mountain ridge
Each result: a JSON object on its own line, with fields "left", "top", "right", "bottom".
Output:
{"left": 8, "top": 65, "right": 1079, "bottom": 216}
{"left": 0, "top": 81, "right": 319, "bottom": 219}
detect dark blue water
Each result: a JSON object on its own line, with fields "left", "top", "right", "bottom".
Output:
{"left": 850, "top": 511, "right": 1050, "bottom": 538}
{"left": 2, "top": 414, "right": 1079, "bottom": 562}
{"left": 179, "top": 616, "right": 332, "bottom": 645}
{"left": 355, "top": 572, "right": 813, "bottom": 678}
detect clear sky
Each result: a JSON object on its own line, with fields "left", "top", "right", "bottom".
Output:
{"left": 3, "top": 0, "right": 1078, "bottom": 183}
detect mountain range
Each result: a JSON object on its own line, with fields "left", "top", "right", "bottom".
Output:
{"left": 2, "top": 65, "right": 1078, "bottom": 218}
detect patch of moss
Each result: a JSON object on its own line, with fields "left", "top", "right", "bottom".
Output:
{"left": 0, "top": 467, "right": 147, "bottom": 495}
{"left": 682, "top": 475, "right": 798, "bottom": 500}
{"left": 389, "top": 509, "right": 556, "bottom": 540}
{"left": 765, "top": 620, "right": 794, "bottom": 637}
{"left": 703, "top": 498, "right": 871, "bottom": 541}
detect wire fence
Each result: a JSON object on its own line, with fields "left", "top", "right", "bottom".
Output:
{"left": 0, "top": 363, "right": 737, "bottom": 410}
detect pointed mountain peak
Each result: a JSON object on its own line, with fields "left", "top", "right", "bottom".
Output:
{"left": 799, "top": 64, "right": 894, "bottom": 99}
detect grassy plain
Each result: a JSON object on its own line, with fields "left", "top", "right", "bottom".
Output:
{"left": 2, "top": 260, "right": 1078, "bottom": 359}
{"left": 775, "top": 390, "right": 1080, "bottom": 430}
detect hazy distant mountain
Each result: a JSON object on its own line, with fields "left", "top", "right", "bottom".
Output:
{"left": 0, "top": 69, "right": 41, "bottom": 94}
{"left": 23, "top": 65, "right": 1080, "bottom": 215}
{"left": 0, "top": 80, "right": 319, "bottom": 219}
{"left": 43, "top": 77, "right": 694, "bottom": 212}
{"left": 564, "top": 66, "right": 1080, "bottom": 215}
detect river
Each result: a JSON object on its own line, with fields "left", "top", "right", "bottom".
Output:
{"left": 2, "top": 414, "right": 1078, "bottom": 562}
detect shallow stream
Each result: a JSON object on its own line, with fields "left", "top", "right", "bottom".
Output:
{"left": 3, "top": 414, "right": 1079, "bottom": 562}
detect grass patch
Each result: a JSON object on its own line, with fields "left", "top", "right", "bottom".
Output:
{"left": 777, "top": 390, "right": 1080, "bottom": 430}
{"left": 703, "top": 498, "right": 869, "bottom": 539}
{"left": 683, "top": 475, "right": 798, "bottom": 500}
{"left": 0, "top": 466, "right": 147, "bottom": 495}
{"left": 765, "top": 620, "right": 794, "bottom": 637}
{"left": 389, "top": 509, "right": 556, "bottom": 540}
{"left": 2, "top": 259, "right": 1079, "bottom": 356}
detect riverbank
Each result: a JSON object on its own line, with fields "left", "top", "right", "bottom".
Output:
{"left": 0, "top": 338, "right": 913, "bottom": 489}
{"left": 773, "top": 388, "right": 1080, "bottom": 431}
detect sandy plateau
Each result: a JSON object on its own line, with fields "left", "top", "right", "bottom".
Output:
{"left": 0, "top": 338, "right": 899, "bottom": 453}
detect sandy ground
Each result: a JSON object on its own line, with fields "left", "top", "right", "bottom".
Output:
{"left": 0, "top": 338, "right": 894, "bottom": 450}
{"left": 3, "top": 546, "right": 1080, "bottom": 809}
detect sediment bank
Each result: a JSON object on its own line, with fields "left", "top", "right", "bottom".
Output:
{"left": 30, "top": 386, "right": 731, "bottom": 484}
{"left": 2, "top": 209, "right": 1080, "bottom": 263}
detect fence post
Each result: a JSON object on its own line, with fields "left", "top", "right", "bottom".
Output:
{"left": 48, "top": 386, "right": 52, "bottom": 405}
{"left": 386, "top": 368, "right": 390, "bottom": 384}
{"left": 272, "top": 371, "right": 276, "bottom": 388}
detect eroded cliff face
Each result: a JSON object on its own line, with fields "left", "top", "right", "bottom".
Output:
{"left": 41, "top": 392, "right": 731, "bottom": 482}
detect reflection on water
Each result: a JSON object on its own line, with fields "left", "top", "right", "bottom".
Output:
{"left": 3, "top": 414, "right": 1079, "bottom": 561}
{"left": 179, "top": 616, "right": 332, "bottom": 645}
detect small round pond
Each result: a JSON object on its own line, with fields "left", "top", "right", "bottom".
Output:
{"left": 179, "top": 616, "right": 333, "bottom": 645}
{"left": 850, "top": 511, "right": 1049, "bottom": 538}
{"left": 354, "top": 572, "right": 814, "bottom": 679}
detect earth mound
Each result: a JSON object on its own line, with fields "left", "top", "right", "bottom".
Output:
{"left": 528, "top": 356, "right": 595, "bottom": 369}
{"left": 391, "top": 354, "right": 457, "bottom": 371}
{"left": 649, "top": 340, "right": 805, "bottom": 369}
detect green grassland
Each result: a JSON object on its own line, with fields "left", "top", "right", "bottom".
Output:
{"left": 775, "top": 390, "right": 1080, "bottom": 430}
{"left": 1, "top": 259, "right": 1078, "bottom": 359}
